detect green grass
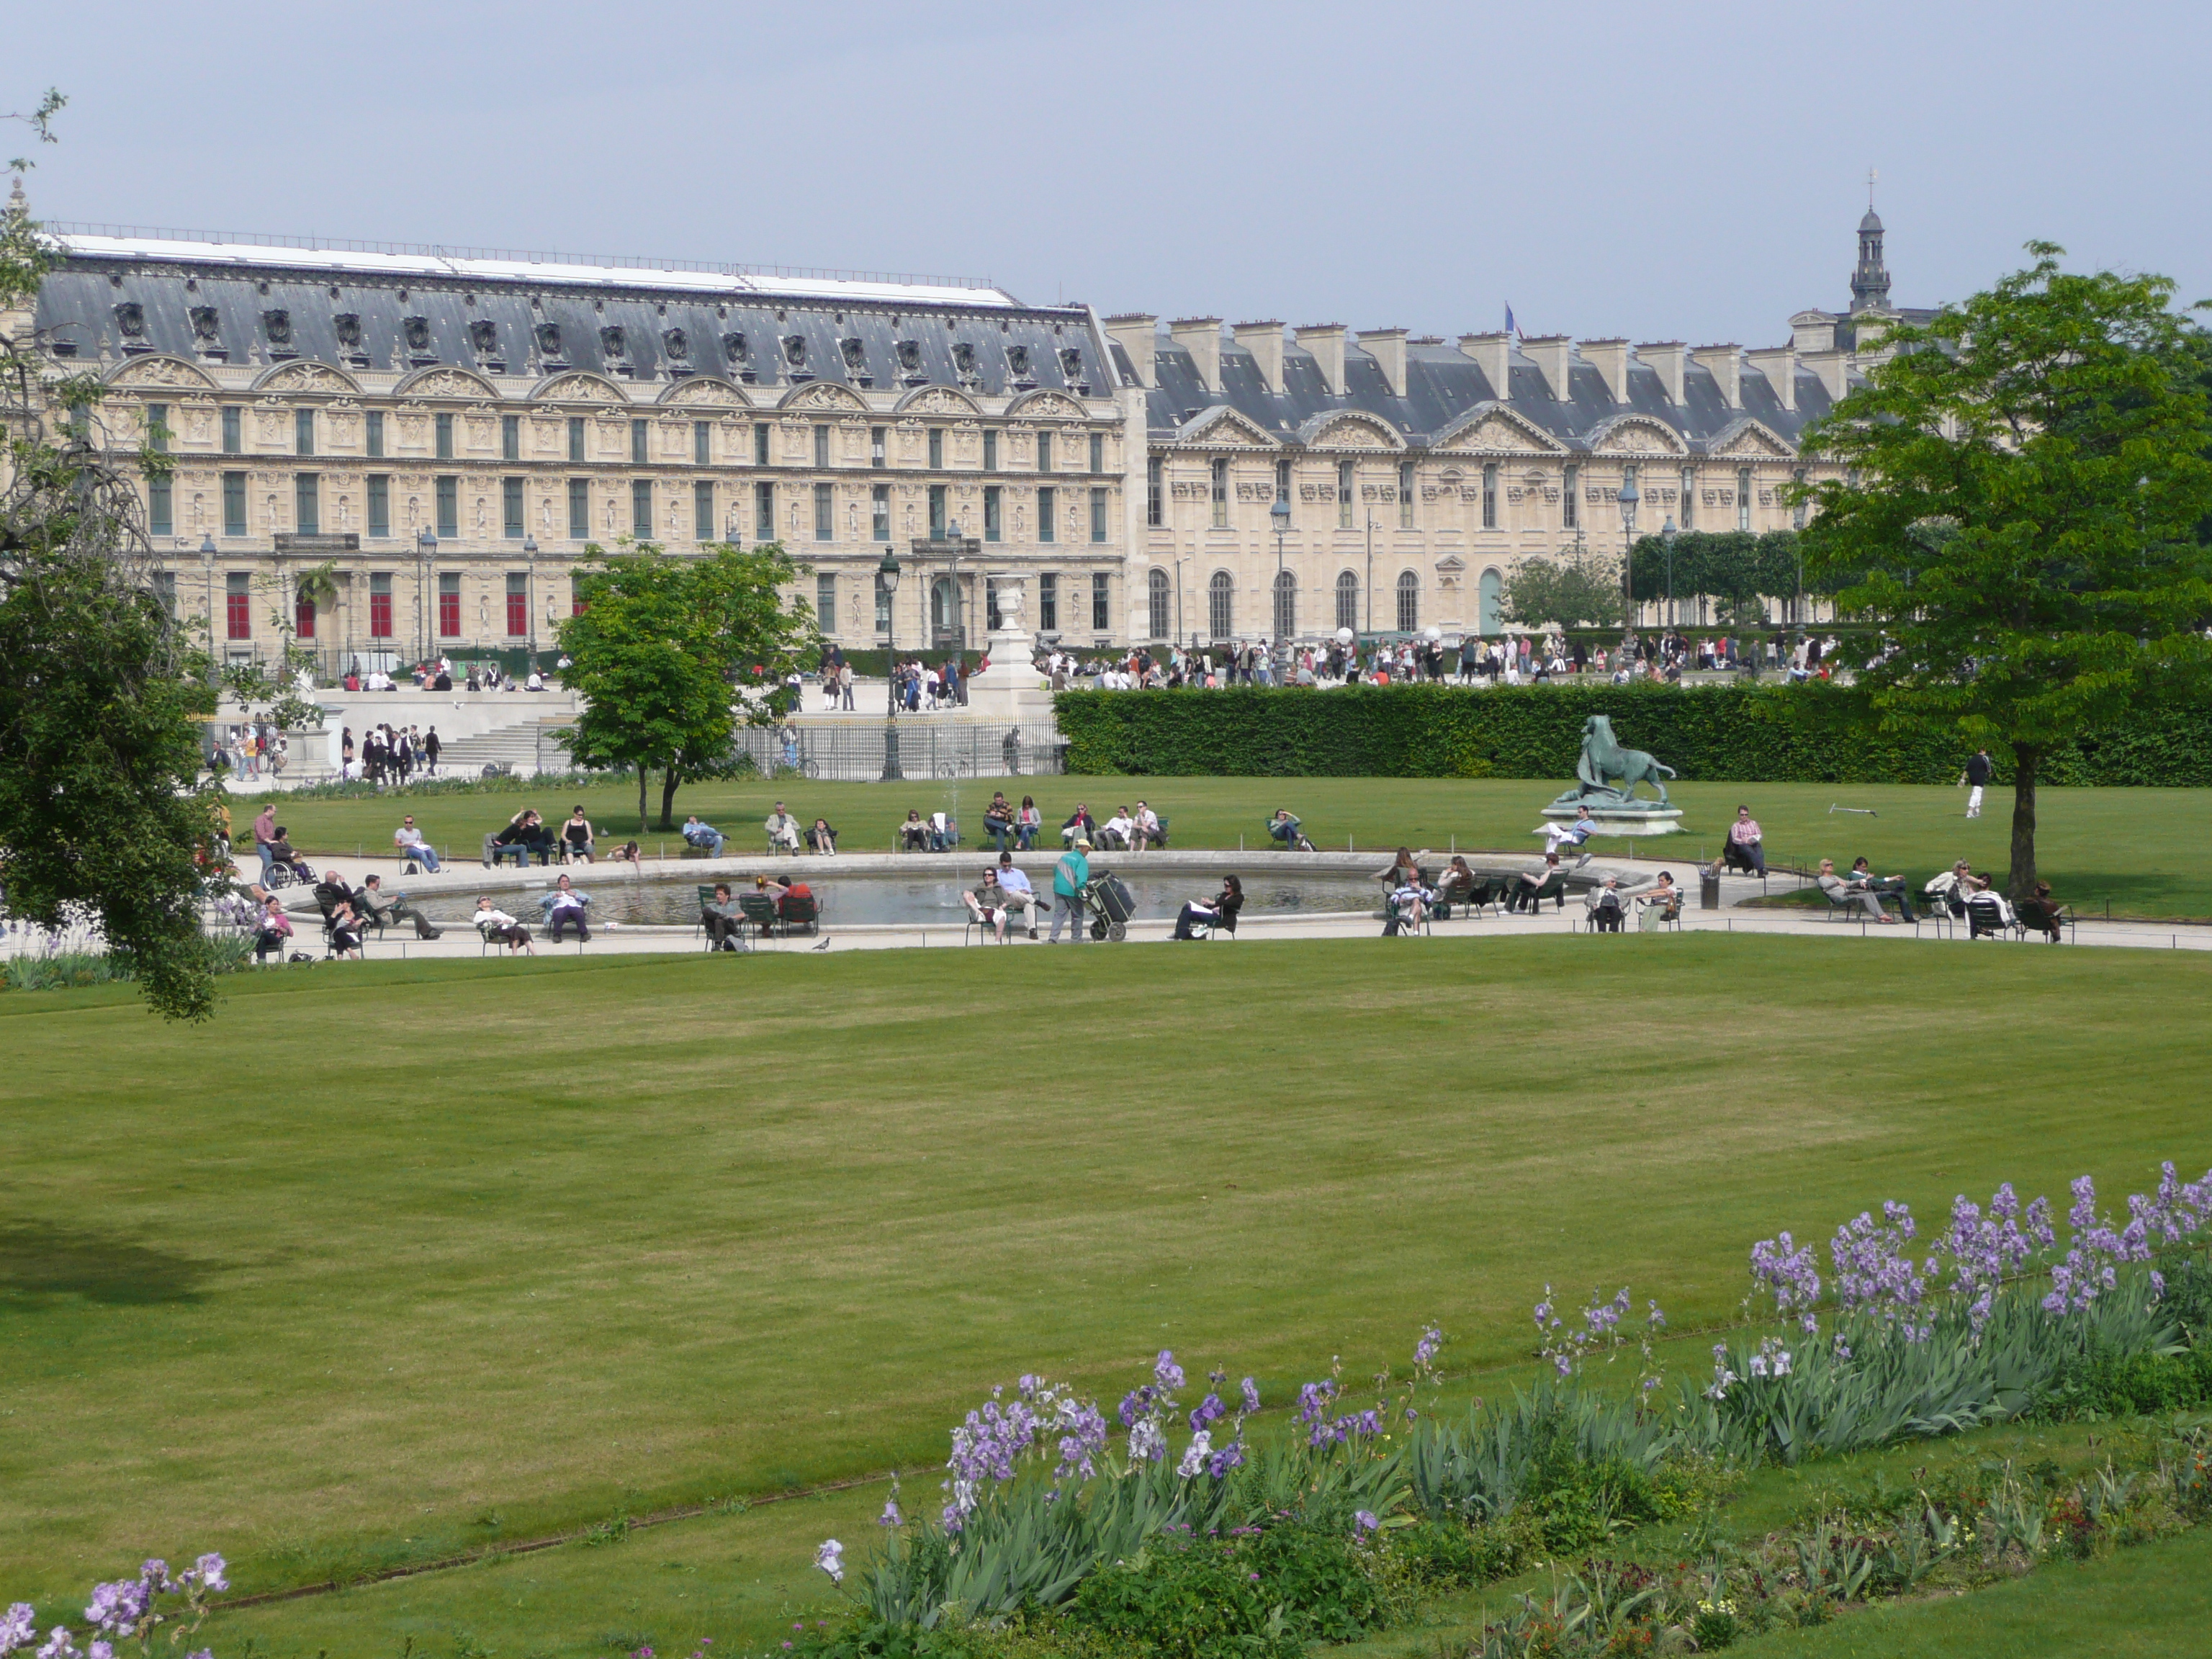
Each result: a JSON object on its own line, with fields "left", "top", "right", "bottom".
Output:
{"left": 268, "top": 775, "right": 2212, "bottom": 920}
{"left": 6, "top": 932, "right": 2211, "bottom": 1650}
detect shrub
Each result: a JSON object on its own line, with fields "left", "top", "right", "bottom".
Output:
{"left": 1065, "top": 1523, "right": 1378, "bottom": 1659}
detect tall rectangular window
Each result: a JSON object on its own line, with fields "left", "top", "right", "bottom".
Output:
{"left": 506, "top": 572, "right": 528, "bottom": 637}
{"left": 871, "top": 426, "right": 886, "bottom": 468}
{"left": 1090, "top": 486, "right": 1107, "bottom": 543}
{"left": 874, "top": 570, "right": 891, "bottom": 632}
{"left": 503, "top": 476, "right": 524, "bottom": 539}
{"left": 153, "top": 570, "right": 176, "bottom": 616}
{"left": 1482, "top": 463, "right": 1498, "bottom": 529}
{"left": 815, "top": 573, "right": 837, "bottom": 634}
{"left": 1147, "top": 457, "right": 1162, "bottom": 526}
{"left": 1338, "top": 459, "right": 1354, "bottom": 529}
{"left": 813, "top": 482, "right": 833, "bottom": 541}
{"left": 222, "top": 471, "right": 247, "bottom": 536}
{"left": 438, "top": 571, "right": 461, "bottom": 637}
{"left": 1037, "top": 430, "right": 1054, "bottom": 473}
{"left": 1738, "top": 466, "right": 1754, "bottom": 531}
{"left": 871, "top": 482, "right": 889, "bottom": 541}
{"left": 983, "top": 485, "right": 1002, "bottom": 542}
{"left": 927, "top": 428, "right": 944, "bottom": 469}
{"left": 568, "top": 478, "right": 590, "bottom": 539}
{"left": 1276, "top": 457, "right": 1291, "bottom": 503}
{"left": 226, "top": 572, "right": 251, "bottom": 640}
{"left": 149, "top": 476, "right": 172, "bottom": 536}
{"left": 754, "top": 423, "right": 770, "bottom": 466}
{"left": 1680, "top": 466, "right": 1695, "bottom": 530}
{"left": 755, "top": 481, "right": 774, "bottom": 540}
{"left": 1039, "top": 572, "right": 1058, "bottom": 631}
{"left": 1398, "top": 460, "right": 1415, "bottom": 529}
{"left": 1563, "top": 464, "right": 1579, "bottom": 530}
{"left": 435, "top": 413, "right": 454, "bottom": 459}
{"left": 221, "top": 407, "right": 242, "bottom": 454}
{"left": 502, "top": 414, "right": 521, "bottom": 462}
{"left": 145, "top": 403, "right": 169, "bottom": 453}
{"left": 369, "top": 572, "right": 393, "bottom": 638}
{"left": 295, "top": 473, "right": 320, "bottom": 535}
{"left": 695, "top": 480, "right": 714, "bottom": 540}
{"left": 567, "top": 416, "right": 586, "bottom": 462}
{"left": 693, "top": 420, "right": 712, "bottom": 466}
{"left": 436, "top": 475, "right": 459, "bottom": 537}
{"left": 1091, "top": 572, "right": 1109, "bottom": 633}
{"left": 982, "top": 429, "right": 998, "bottom": 472}
{"left": 295, "top": 586, "right": 316, "bottom": 639}
{"left": 813, "top": 424, "right": 830, "bottom": 468}
{"left": 631, "top": 419, "right": 649, "bottom": 464}
{"left": 368, "top": 475, "right": 390, "bottom": 537}
{"left": 1090, "top": 431, "right": 1105, "bottom": 474}
{"left": 295, "top": 408, "right": 315, "bottom": 457}
{"left": 1038, "top": 485, "right": 1056, "bottom": 544}
{"left": 928, "top": 485, "right": 947, "bottom": 539}
{"left": 1792, "top": 467, "right": 1807, "bottom": 530}
{"left": 632, "top": 479, "right": 652, "bottom": 537}
{"left": 1210, "top": 458, "right": 1228, "bottom": 530}
{"left": 366, "top": 410, "right": 385, "bottom": 458}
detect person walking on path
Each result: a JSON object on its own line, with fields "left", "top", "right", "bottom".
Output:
{"left": 1961, "top": 749, "right": 1992, "bottom": 819}
{"left": 252, "top": 803, "right": 279, "bottom": 881}
{"left": 1048, "top": 837, "right": 1092, "bottom": 943}
{"left": 423, "top": 727, "right": 441, "bottom": 775}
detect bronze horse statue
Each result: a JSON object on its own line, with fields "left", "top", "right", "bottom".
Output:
{"left": 1575, "top": 714, "right": 1676, "bottom": 805}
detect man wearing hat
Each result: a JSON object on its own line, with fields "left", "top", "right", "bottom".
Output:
{"left": 1048, "top": 836, "right": 1092, "bottom": 943}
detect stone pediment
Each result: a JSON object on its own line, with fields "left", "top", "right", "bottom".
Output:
{"left": 532, "top": 371, "right": 629, "bottom": 404}
{"left": 781, "top": 380, "right": 872, "bottom": 413}
{"left": 1179, "top": 406, "right": 1278, "bottom": 448}
{"left": 1708, "top": 418, "right": 1797, "bottom": 459}
{"left": 1586, "top": 414, "right": 1687, "bottom": 456}
{"left": 393, "top": 364, "right": 498, "bottom": 400}
{"left": 1006, "top": 389, "right": 1086, "bottom": 421}
{"left": 251, "top": 359, "right": 363, "bottom": 396}
{"left": 1431, "top": 402, "right": 1565, "bottom": 455}
{"left": 654, "top": 375, "right": 750, "bottom": 408}
{"left": 105, "top": 354, "right": 220, "bottom": 391}
{"left": 891, "top": 383, "right": 981, "bottom": 417}
{"left": 1298, "top": 410, "right": 1404, "bottom": 451}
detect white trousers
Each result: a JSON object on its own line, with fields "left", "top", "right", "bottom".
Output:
{"left": 1966, "top": 785, "right": 1984, "bottom": 817}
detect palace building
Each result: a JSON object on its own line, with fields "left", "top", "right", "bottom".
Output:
{"left": 9, "top": 197, "right": 1917, "bottom": 661}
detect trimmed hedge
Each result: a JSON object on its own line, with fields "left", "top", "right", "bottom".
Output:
{"left": 1054, "top": 683, "right": 2212, "bottom": 787}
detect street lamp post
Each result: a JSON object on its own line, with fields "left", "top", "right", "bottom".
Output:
{"left": 1660, "top": 516, "right": 1677, "bottom": 633}
{"left": 415, "top": 527, "right": 437, "bottom": 668}
{"left": 878, "top": 548, "right": 903, "bottom": 781}
{"left": 1616, "top": 475, "right": 1639, "bottom": 659}
{"left": 523, "top": 533, "right": 539, "bottom": 670}
{"left": 1364, "top": 514, "right": 1376, "bottom": 638}
{"left": 1270, "top": 495, "right": 1291, "bottom": 644}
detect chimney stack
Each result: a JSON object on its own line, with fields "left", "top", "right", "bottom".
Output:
{"left": 1745, "top": 346, "right": 1797, "bottom": 412}
{"left": 1168, "top": 317, "right": 1223, "bottom": 395}
{"left": 1803, "top": 349, "right": 1851, "bottom": 403}
{"left": 1232, "top": 320, "right": 1286, "bottom": 396}
{"left": 1691, "top": 343, "right": 1743, "bottom": 411}
{"left": 1357, "top": 328, "right": 1409, "bottom": 398}
{"left": 1521, "top": 335, "right": 1571, "bottom": 402}
{"left": 1637, "top": 341, "right": 1686, "bottom": 405}
{"left": 1102, "top": 313, "right": 1156, "bottom": 390}
{"left": 1457, "top": 332, "right": 1511, "bottom": 399}
{"left": 1294, "top": 324, "right": 1347, "bottom": 397}
{"left": 1582, "top": 338, "right": 1629, "bottom": 404}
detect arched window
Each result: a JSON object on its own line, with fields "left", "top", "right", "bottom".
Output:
{"left": 1208, "top": 570, "right": 1233, "bottom": 641}
{"left": 1272, "top": 569, "right": 1296, "bottom": 641}
{"left": 1147, "top": 567, "right": 1171, "bottom": 640}
{"left": 1395, "top": 570, "right": 1419, "bottom": 633}
{"left": 1335, "top": 570, "right": 1359, "bottom": 632}
{"left": 1478, "top": 568, "right": 1503, "bottom": 636}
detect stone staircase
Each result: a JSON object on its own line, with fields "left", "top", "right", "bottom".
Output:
{"left": 436, "top": 715, "right": 577, "bottom": 777}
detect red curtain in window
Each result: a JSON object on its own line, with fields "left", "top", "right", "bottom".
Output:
{"left": 295, "top": 598, "right": 316, "bottom": 639}
{"left": 369, "top": 593, "right": 393, "bottom": 638}
{"left": 438, "top": 590, "right": 461, "bottom": 637}
{"left": 226, "top": 592, "right": 251, "bottom": 639}
{"left": 506, "top": 590, "right": 528, "bottom": 636}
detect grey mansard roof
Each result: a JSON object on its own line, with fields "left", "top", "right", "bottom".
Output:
{"left": 35, "top": 233, "right": 1114, "bottom": 401}
{"left": 1141, "top": 336, "right": 1841, "bottom": 457}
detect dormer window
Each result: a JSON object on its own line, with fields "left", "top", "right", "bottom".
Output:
{"left": 263, "top": 308, "right": 293, "bottom": 346}
{"left": 1007, "top": 344, "right": 1032, "bottom": 382}
{"left": 600, "top": 325, "right": 627, "bottom": 359}
{"left": 469, "top": 319, "right": 499, "bottom": 357}
{"left": 896, "top": 339, "right": 921, "bottom": 373}
{"left": 721, "top": 330, "right": 749, "bottom": 363}
{"left": 782, "top": 334, "right": 808, "bottom": 367}
{"left": 403, "top": 316, "right": 433, "bottom": 364}
{"left": 840, "top": 337, "right": 864, "bottom": 371}
{"left": 662, "top": 327, "right": 690, "bottom": 361}
{"left": 1058, "top": 347, "right": 1084, "bottom": 383}
{"left": 535, "top": 321, "right": 565, "bottom": 360}
{"left": 334, "top": 313, "right": 362, "bottom": 349}
{"left": 951, "top": 341, "right": 976, "bottom": 378}
{"left": 189, "top": 305, "right": 224, "bottom": 360}
{"left": 113, "top": 302, "right": 145, "bottom": 338}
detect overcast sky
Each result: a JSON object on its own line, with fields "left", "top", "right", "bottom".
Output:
{"left": 10, "top": 1, "right": 2208, "bottom": 346}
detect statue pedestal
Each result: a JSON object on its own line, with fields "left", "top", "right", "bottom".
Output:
{"left": 1537, "top": 798, "right": 1684, "bottom": 837}
{"left": 964, "top": 578, "right": 1053, "bottom": 729}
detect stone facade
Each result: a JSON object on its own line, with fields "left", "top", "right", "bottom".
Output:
{"left": 9, "top": 212, "right": 1917, "bottom": 657}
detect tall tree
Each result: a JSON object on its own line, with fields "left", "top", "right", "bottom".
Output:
{"left": 553, "top": 541, "right": 818, "bottom": 831}
{"left": 1502, "top": 544, "right": 1624, "bottom": 630}
{"left": 1797, "top": 244, "right": 2212, "bottom": 895}
{"left": 1, "top": 95, "right": 225, "bottom": 1020}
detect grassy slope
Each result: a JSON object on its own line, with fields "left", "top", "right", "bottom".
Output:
{"left": 6, "top": 934, "right": 2209, "bottom": 1622}
{"left": 271, "top": 776, "right": 2212, "bottom": 920}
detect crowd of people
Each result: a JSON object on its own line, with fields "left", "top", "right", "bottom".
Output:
{"left": 341, "top": 722, "right": 441, "bottom": 785}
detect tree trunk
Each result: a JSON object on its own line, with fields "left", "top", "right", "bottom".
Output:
{"left": 657, "top": 765, "right": 680, "bottom": 832}
{"left": 2008, "top": 742, "right": 2041, "bottom": 899}
{"left": 637, "top": 763, "right": 648, "bottom": 836}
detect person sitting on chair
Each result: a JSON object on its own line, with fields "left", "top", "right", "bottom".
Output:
{"left": 682, "top": 815, "right": 727, "bottom": 858}
{"left": 358, "top": 873, "right": 443, "bottom": 939}
{"left": 1267, "top": 808, "right": 1316, "bottom": 851}
{"left": 1436, "top": 855, "right": 1482, "bottom": 916}
{"left": 1130, "top": 801, "right": 1164, "bottom": 851}
{"left": 1817, "top": 858, "right": 1893, "bottom": 922}
{"left": 1060, "top": 804, "right": 1097, "bottom": 846}
{"left": 963, "top": 866, "right": 1011, "bottom": 943}
{"left": 2017, "top": 880, "right": 2066, "bottom": 943}
{"left": 1508, "top": 853, "right": 1562, "bottom": 913}
{"left": 1014, "top": 796, "right": 1043, "bottom": 850}
{"left": 1849, "top": 856, "right": 1919, "bottom": 922}
{"left": 267, "top": 828, "right": 315, "bottom": 886}
{"left": 1966, "top": 872, "right": 2018, "bottom": 938}
{"left": 474, "top": 896, "right": 536, "bottom": 954}
{"left": 539, "top": 874, "right": 592, "bottom": 943}
{"left": 807, "top": 817, "right": 839, "bottom": 854}
{"left": 1925, "top": 860, "right": 1975, "bottom": 918}
{"left": 765, "top": 801, "right": 804, "bottom": 854}
{"left": 1543, "top": 805, "right": 1598, "bottom": 861}
{"left": 252, "top": 895, "right": 293, "bottom": 963}
{"left": 1583, "top": 876, "right": 1627, "bottom": 932}
{"left": 701, "top": 883, "right": 747, "bottom": 952}
{"left": 560, "top": 806, "right": 597, "bottom": 864}
{"left": 927, "top": 812, "right": 956, "bottom": 853}
{"left": 1097, "top": 806, "right": 1135, "bottom": 851}
{"left": 394, "top": 814, "right": 442, "bottom": 872}
{"left": 756, "top": 872, "right": 813, "bottom": 922}
{"left": 1637, "top": 871, "right": 1681, "bottom": 930}
{"left": 318, "top": 881, "right": 366, "bottom": 958}
{"left": 899, "top": 809, "right": 930, "bottom": 852}
{"left": 1388, "top": 873, "right": 1437, "bottom": 935}
{"left": 981, "top": 793, "right": 1015, "bottom": 852}
{"left": 993, "top": 852, "right": 1038, "bottom": 937}
{"left": 1724, "top": 806, "right": 1766, "bottom": 876}
{"left": 1172, "top": 874, "right": 1244, "bottom": 940}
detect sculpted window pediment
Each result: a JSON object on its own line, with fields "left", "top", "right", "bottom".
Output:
{"left": 104, "top": 354, "right": 220, "bottom": 391}
{"left": 1298, "top": 410, "right": 1406, "bottom": 451}
{"left": 1588, "top": 415, "right": 1688, "bottom": 457}
{"left": 531, "top": 371, "right": 630, "bottom": 405}
{"left": 1433, "top": 403, "right": 1565, "bottom": 456}
{"left": 1709, "top": 418, "right": 1796, "bottom": 459}
{"left": 891, "top": 383, "right": 982, "bottom": 418}
{"left": 1179, "top": 407, "right": 1277, "bottom": 449}
{"left": 654, "top": 375, "right": 750, "bottom": 409}
{"left": 393, "top": 365, "right": 499, "bottom": 400}
{"left": 781, "top": 380, "right": 871, "bottom": 413}
{"left": 252, "top": 360, "right": 363, "bottom": 397}
{"left": 1006, "top": 389, "right": 1086, "bottom": 421}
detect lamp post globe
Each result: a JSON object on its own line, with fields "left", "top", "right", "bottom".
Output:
{"left": 878, "top": 549, "right": 903, "bottom": 781}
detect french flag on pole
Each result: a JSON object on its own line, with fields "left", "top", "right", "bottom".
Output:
{"left": 1504, "top": 304, "right": 1519, "bottom": 338}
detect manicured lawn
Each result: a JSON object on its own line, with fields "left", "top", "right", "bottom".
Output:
{"left": 6, "top": 933, "right": 2209, "bottom": 1649}
{"left": 271, "top": 775, "right": 2212, "bottom": 920}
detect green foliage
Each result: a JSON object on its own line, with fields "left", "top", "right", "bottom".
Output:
{"left": 1629, "top": 529, "right": 1816, "bottom": 620}
{"left": 1501, "top": 545, "right": 1625, "bottom": 629}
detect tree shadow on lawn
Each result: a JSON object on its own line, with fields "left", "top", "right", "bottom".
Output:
{"left": 0, "top": 1220, "right": 209, "bottom": 1307}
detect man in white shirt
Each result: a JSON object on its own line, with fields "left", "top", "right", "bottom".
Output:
{"left": 765, "top": 801, "right": 803, "bottom": 853}
{"left": 1100, "top": 808, "right": 1135, "bottom": 851}
{"left": 994, "top": 852, "right": 1038, "bottom": 938}
{"left": 393, "top": 814, "right": 441, "bottom": 871}
{"left": 1130, "top": 801, "right": 1163, "bottom": 853}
